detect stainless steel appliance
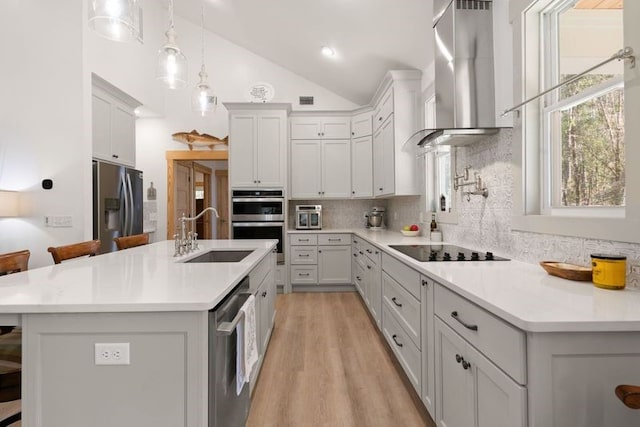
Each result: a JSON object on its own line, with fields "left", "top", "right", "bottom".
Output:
{"left": 295, "top": 205, "right": 322, "bottom": 230}
{"left": 92, "top": 160, "right": 143, "bottom": 254}
{"left": 389, "top": 244, "right": 509, "bottom": 262}
{"left": 209, "top": 276, "right": 251, "bottom": 427}
{"left": 365, "top": 207, "right": 386, "bottom": 229}
{"left": 231, "top": 189, "right": 284, "bottom": 263}
{"left": 407, "top": 0, "right": 501, "bottom": 149}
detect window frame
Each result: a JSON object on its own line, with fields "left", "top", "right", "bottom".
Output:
{"left": 511, "top": 0, "right": 640, "bottom": 243}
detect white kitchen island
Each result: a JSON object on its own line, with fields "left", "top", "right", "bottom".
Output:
{"left": 0, "top": 239, "right": 277, "bottom": 427}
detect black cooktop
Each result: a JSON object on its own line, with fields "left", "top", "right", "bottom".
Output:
{"left": 389, "top": 245, "right": 509, "bottom": 262}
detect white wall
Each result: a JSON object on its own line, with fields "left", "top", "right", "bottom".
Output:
{"left": 0, "top": 0, "right": 90, "bottom": 268}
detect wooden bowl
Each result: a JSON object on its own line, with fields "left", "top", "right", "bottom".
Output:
{"left": 540, "top": 261, "right": 592, "bottom": 281}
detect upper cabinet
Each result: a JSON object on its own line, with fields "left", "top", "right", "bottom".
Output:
{"left": 92, "top": 75, "right": 141, "bottom": 167}
{"left": 226, "top": 103, "right": 291, "bottom": 190}
{"left": 371, "top": 70, "right": 422, "bottom": 197}
{"left": 351, "top": 111, "right": 373, "bottom": 139}
{"left": 290, "top": 117, "right": 351, "bottom": 140}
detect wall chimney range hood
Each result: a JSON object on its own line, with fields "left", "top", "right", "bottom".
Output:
{"left": 413, "top": 0, "right": 502, "bottom": 149}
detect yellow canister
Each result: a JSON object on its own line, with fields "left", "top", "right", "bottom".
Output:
{"left": 591, "top": 254, "right": 627, "bottom": 290}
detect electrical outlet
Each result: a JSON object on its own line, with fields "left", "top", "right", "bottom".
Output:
{"left": 629, "top": 264, "right": 640, "bottom": 288}
{"left": 45, "top": 215, "right": 73, "bottom": 228}
{"left": 95, "top": 343, "right": 130, "bottom": 365}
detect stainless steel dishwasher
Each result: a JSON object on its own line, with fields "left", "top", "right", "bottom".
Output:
{"left": 209, "top": 276, "right": 251, "bottom": 427}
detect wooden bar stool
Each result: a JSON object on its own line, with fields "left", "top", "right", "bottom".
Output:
{"left": 47, "top": 239, "right": 101, "bottom": 264}
{"left": 0, "top": 249, "right": 29, "bottom": 427}
{"left": 114, "top": 233, "right": 149, "bottom": 251}
{"left": 616, "top": 384, "right": 640, "bottom": 409}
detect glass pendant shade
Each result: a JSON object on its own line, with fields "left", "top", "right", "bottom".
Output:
{"left": 192, "top": 68, "right": 218, "bottom": 116}
{"left": 156, "top": 28, "right": 188, "bottom": 90}
{"left": 88, "top": 0, "right": 142, "bottom": 43}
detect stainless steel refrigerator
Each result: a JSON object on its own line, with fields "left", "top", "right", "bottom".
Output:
{"left": 93, "top": 160, "right": 143, "bottom": 254}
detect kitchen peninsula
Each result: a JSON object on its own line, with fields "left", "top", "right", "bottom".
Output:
{"left": 0, "top": 239, "right": 277, "bottom": 427}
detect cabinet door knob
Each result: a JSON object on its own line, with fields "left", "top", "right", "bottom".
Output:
{"left": 379, "top": 187, "right": 383, "bottom": 191}
{"left": 462, "top": 360, "right": 471, "bottom": 370}
{"left": 356, "top": 276, "right": 361, "bottom": 280}
{"left": 351, "top": 131, "right": 355, "bottom": 136}
{"left": 112, "top": 154, "right": 119, "bottom": 158}
{"left": 367, "top": 265, "right": 372, "bottom": 270}
{"left": 456, "top": 354, "right": 463, "bottom": 363}
{"left": 318, "top": 250, "right": 322, "bottom": 253}
{"left": 318, "top": 132, "right": 321, "bottom": 136}
{"left": 257, "top": 180, "right": 261, "bottom": 184}
{"left": 352, "top": 191, "right": 355, "bottom": 194}
{"left": 422, "top": 279, "right": 428, "bottom": 287}
{"left": 378, "top": 117, "right": 382, "bottom": 121}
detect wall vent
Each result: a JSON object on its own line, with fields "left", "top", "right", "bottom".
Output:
{"left": 456, "top": 0, "right": 491, "bottom": 10}
{"left": 299, "top": 96, "right": 314, "bottom": 105}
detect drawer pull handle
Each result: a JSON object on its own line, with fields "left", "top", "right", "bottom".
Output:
{"left": 299, "top": 273, "right": 310, "bottom": 277}
{"left": 451, "top": 311, "right": 478, "bottom": 331}
{"left": 391, "top": 297, "right": 402, "bottom": 307}
{"left": 299, "top": 239, "right": 309, "bottom": 242}
{"left": 328, "top": 238, "right": 341, "bottom": 241}
{"left": 299, "top": 254, "right": 310, "bottom": 257}
{"left": 392, "top": 334, "right": 403, "bottom": 347}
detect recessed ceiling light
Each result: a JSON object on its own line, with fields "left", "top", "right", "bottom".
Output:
{"left": 321, "top": 46, "right": 335, "bottom": 57}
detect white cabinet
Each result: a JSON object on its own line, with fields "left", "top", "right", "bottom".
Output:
{"left": 249, "top": 251, "right": 277, "bottom": 391}
{"left": 290, "top": 139, "right": 351, "bottom": 199}
{"left": 290, "top": 116, "right": 351, "bottom": 139}
{"left": 373, "top": 117, "right": 395, "bottom": 197}
{"left": 420, "top": 275, "right": 436, "bottom": 418}
{"left": 351, "top": 135, "right": 373, "bottom": 198}
{"left": 351, "top": 111, "right": 373, "bottom": 138}
{"left": 92, "top": 79, "right": 139, "bottom": 167}
{"left": 289, "top": 233, "right": 351, "bottom": 288}
{"left": 435, "top": 317, "right": 526, "bottom": 427}
{"left": 226, "top": 104, "right": 289, "bottom": 189}
{"left": 369, "top": 70, "right": 422, "bottom": 197}
{"left": 318, "top": 245, "right": 351, "bottom": 284}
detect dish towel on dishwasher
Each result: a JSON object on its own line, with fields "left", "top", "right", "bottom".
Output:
{"left": 236, "top": 294, "right": 258, "bottom": 395}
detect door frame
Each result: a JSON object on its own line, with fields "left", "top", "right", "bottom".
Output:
{"left": 215, "top": 169, "right": 229, "bottom": 239}
{"left": 166, "top": 150, "right": 228, "bottom": 239}
{"left": 193, "top": 162, "right": 213, "bottom": 239}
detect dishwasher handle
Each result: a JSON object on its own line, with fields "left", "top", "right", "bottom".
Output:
{"left": 216, "top": 291, "right": 254, "bottom": 336}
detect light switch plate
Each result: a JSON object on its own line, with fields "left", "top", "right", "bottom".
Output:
{"left": 45, "top": 215, "right": 73, "bottom": 227}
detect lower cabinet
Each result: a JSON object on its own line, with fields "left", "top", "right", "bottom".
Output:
{"left": 250, "top": 251, "right": 277, "bottom": 389}
{"left": 434, "top": 317, "right": 527, "bottom": 427}
{"left": 289, "top": 233, "right": 351, "bottom": 288}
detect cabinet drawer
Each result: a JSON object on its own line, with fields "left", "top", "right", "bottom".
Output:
{"left": 361, "top": 241, "right": 381, "bottom": 265}
{"left": 382, "top": 272, "right": 421, "bottom": 349}
{"left": 382, "top": 253, "right": 421, "bottom": 300}
{"left": 290, "top": 246, "right": 318, "bottom": 264}
{"left": 382, "top": 304, "right": 421, "bottom": 394}
{"left": 250, "top": 254, "right": 272, "bottom": 291}
{"left": 290, "top": 265, "right": 318, "bottom": 284}
{"left": 318, "top": 234, "right": 350, "bottom": 245}
{"left": 290, "top": 234, "right": 317, "bottom": 245}
{"left": 435, "top": 284, "right": 526, "bottom": 384}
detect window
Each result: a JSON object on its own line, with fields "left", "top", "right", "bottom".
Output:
{"left": 513, "top": 0, "right": 639, "bottom": 243}
{"left": 542, "top": 0, "right": 624, "bottom": 214}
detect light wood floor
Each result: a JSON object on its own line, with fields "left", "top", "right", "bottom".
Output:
{"left": 247, "top": 292, "right": 435, "bottom": 427}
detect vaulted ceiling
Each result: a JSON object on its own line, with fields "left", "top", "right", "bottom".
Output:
{"left": 172, "top": 0, "right": 433, "bottom": 106}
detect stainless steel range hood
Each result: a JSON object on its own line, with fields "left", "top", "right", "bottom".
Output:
{"left": 414, "top": 0, "right": 500, "bottom": 149}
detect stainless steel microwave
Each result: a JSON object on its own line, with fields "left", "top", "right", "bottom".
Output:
{"left": 295, "top": 205, "right": 322, "bottom": 230}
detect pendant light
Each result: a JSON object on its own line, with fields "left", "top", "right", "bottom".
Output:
{"left": 156, "top": 0, "right": 187, "bottom": 89}
{"left": 191, "top": 0, "right": 217, "bottom": 116}
{"left": 88, "top": 0, "right": 142, "bottom": 43}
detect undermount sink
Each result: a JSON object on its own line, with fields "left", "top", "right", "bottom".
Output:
{"left": 184, "top": 250, "right": 254, "bottom": 263}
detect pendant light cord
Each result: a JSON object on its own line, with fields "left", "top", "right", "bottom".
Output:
{"left": 200, "top": 0, "right": 205, "bottom": 71}
{"left": 169, "top": 0, "right": 175, "bottom": 29}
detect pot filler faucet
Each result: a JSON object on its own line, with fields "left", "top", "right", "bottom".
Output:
{"left": 174, "top": 207, "right": 220, "bottom": 256}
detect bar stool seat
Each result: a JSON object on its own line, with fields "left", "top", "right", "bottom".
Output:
{"left": 114, "top": 233, "right": 149, "bottom": 250}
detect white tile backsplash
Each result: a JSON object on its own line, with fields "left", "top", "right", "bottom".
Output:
{"left": 386, "top": 129, "right": 640, "bottom": 286}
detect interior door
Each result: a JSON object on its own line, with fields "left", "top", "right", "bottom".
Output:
{"left": 174, "top": 162, "right": 192, "bottom": 236}
{"left": 216, "top": 170, "right": 229, "bottom": 239}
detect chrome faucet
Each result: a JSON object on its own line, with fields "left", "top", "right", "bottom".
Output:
{"left": 174, "top": 207, "right": 220, "bottom": 256}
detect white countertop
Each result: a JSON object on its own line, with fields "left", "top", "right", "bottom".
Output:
{"left": 0, "top": 240, "right": 277, "bottom": 314}
{"left": 293, "top": 228, "right": 640, "bottom": 333}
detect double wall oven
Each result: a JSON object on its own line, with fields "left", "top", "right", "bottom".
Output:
{"left": 231, "top": 189, "right": 284, "bottom": 263}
